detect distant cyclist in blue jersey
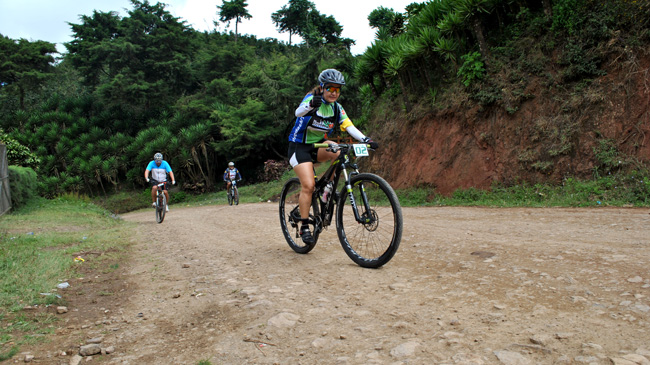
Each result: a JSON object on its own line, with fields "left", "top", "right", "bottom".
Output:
{"left": 287, "top": 69, "right": 378, "bottom": 245}
{"left": 223, "top": 161, "right": 242, "bottom": 194}
{"left": 144, "top": 153, "right": 176, "bottom": 212}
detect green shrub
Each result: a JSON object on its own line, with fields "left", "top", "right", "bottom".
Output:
{"left": 7, "top": 166, "right": 37, "bottom": 210}
{"left": 552, "top": 0, "right": 585, "bottom": 36}
{"left": 457, "top": 51, "right": 486, "bottom": 87}
{"left": 593, "top": 138, "right": 628, "bottom": 176}
{"left": 0, "top": 130, "right": 40, "bottom": 169}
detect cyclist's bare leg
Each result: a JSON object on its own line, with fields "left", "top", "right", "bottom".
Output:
{"left": 151, "top": 186, "right": 157, "bottom": 203}
{"left": 317, "top": 140, "right": 340, "bottom": 180}
{"left": 226, "top": 181, "right": 232, "bottom": 193}
{"left": 293, "top": 162, "right": 315, "bottom": 220}
{"left": 163, "top": 189, "right": 170, "bottom": 203}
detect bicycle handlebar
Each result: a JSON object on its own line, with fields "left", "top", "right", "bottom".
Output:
{"left": 313, "top": 142, "right": 374, "bottom": 153}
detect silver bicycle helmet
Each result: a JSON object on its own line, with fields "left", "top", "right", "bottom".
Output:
{"left": 154, "top": 153, "right": 163, "bottom": 161}
{"left": 228, "top": 162, "right": 234, "bottom": 167}
{"left": 318, "top": 69, "right": 346, "bottom": 86}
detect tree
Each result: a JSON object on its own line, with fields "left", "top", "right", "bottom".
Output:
{"left": 368, "top": 7, "right": 405, "bottom": 37}
{"left": 65, "top": 10, "right": 121, "bottom": 87}
{"left": 218, "top": 0, "right": 252, "bottom": 42}
{"left": 454, "top": 0, "right": 494, "bottom": 61}
{"left": 66, "top": 0, "right": 196, "bottom": 117}
{"left": 368, "top": 7, "right": 396, "bottom": 30}
{"left": 0, "top": 35, "right": 56, "bottom": 110}
{"left": 300, "top": 9, "right": 345, "bottom": 47}
{"left": 271, "top": 0, "right": 314, "bottom": 45}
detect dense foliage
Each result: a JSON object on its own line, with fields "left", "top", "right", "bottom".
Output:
{"left": 0, "top": 0, "right": 648, "bottom": 199}
{"left": 0, "top": 0, "right": 356, "bottom": 197}
{"left": 6, "top": 166, "right": 37, "bottom": 210}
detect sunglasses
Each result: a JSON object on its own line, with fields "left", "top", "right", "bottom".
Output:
{"left": 325, "top": 86, "right": 341, "bottom": 94}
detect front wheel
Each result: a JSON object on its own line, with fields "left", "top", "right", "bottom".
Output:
{"left": 279, "top": 178, "right": 319, "bottom": 254}
{"left": 227, "top": 187, "right": 233, "bottom": 206}
{"left": 336, "top": 173, "right": 402, "bottom": 268}
{"left": 156, "top": 193, "right": 166, "bottom": 224}
{"left": 234, "top": 187, "right": 239, "bottom": 205}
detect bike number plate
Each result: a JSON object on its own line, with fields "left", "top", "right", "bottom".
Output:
{"left": 353, "top": 144, "right": 369, "bottom": 157}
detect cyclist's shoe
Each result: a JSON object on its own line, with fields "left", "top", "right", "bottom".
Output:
{"left": 165, "top": 205, "right": 169, "bottom": 212}
{"left": 300, "top": 225, "right": 315, "bottom": 245}
{"left": 152, "top": 202, "right": 156, "bottom": 208}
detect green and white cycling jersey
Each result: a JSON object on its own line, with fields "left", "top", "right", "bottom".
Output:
{"left": 288, "top": 93, "right": 355, "bottom": 144}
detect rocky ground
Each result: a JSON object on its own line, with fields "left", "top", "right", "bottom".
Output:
{"left": 14, "top": 204, "right": 650, "bottom": 364}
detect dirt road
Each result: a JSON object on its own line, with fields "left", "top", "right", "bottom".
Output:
{"left": 24, "top": 203, "right": 650, "bottom": 364}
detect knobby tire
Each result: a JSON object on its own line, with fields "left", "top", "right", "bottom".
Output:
{"left": 156, "top": 193, "right": 166, "bottom": 224}
{"left": 279, "top": 177, "right": 319, "bottom": 254}
{"left": 336, "top": 173, "right": 402, "bottom": 268}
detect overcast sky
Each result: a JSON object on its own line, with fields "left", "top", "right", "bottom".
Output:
{"left": 0, "top": 0, "right": 415, "bottom": 56}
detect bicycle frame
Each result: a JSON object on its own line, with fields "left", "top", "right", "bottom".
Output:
{"left": 313, "top": 143, "right": 374, "bottom": 228}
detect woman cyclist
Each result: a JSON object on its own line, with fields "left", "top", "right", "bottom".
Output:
{"left": 287, "top": 68, "right": 378, "bottom": 244}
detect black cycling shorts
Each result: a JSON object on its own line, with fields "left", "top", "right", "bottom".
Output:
{"left": 151, "top": 180, "right": 168, "bottom": 191}
{"left": 288, "top": 141, "right": 320, "bottom": 167}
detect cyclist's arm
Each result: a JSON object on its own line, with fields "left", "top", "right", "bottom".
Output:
{"left": 144, "top": 164, "right": 152, "bottom": 182}
{"left": 343, "top": 125, "right": 368, "bottom": 142}
{"left": 295, "top": 94, "right": 315, "bottom": 117}
{"left": 337, "top": 104, "right": 368, "bottom": 142}
{"left": 169, "top": 171, "right": 175, "bottom": 184}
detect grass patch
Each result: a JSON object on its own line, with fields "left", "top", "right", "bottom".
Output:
{"left": 0, "top": 194, "right": 132, "bottom": 360}
{"left": 396, "top": 173, "right": 650, "bottom": 207}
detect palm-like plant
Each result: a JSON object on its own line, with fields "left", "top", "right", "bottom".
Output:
{"left": 454, "top": 0, "right": 494, "bottom": 60}
{"left": 384, "top": 37, "right": 413, "bottom": 112}
{"left": 355, "top": 42, "right": 387, "bottom": 95}
{"left": 434, "top": 37, "right": 460, "bottom": 69}
{"left": 178, "top": 122, "right": 216, "bottom": 188}
{"left": 437, "top": 10, "right": 464, "bottom": 36}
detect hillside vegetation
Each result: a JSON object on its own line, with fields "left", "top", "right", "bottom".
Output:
{"left": 0, "top": 0, "right": 649, "bottom": 203}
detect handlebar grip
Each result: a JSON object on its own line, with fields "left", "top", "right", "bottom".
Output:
{"left": 313, "top": 143, "right": 329, "bottom": 148}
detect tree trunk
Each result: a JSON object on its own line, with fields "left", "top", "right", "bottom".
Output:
{"left": 235, "top": 17, "right": 239, "bottom": 42}
{"left": 397, "top": 75, "right": 412, "bottom": 113}
{"left": 19, "top": 86, "right": 25, "bottom": 110}
{"left": 200, "top": 143, "right": 213, "bottom": 190}
{"left": 191, "top": 147, "right": 208, "bottom": 186}
{"left": 472, "top": 17, "right": 490, "bottom": 66}
{"left": 542, "top": 0, "right": 552, "bottom": 17}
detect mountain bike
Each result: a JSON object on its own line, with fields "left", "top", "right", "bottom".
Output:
{"left": 227, "top": 178, "right": 239, "bottom": 206}
{"left": 279, "top": 142, "right": 403, "bottom": 268}
{"left": 152, "top": 180, "right": 168, "bottom": 223}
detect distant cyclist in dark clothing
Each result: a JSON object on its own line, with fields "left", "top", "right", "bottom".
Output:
{"left": 223, "top": 161, "right": 241, "bottom": 193}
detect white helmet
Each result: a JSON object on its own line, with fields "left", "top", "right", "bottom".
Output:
{"left": 318, "top": 69, "right": 346, "bottom": 86}
{"left": 228, "top": 162, "right": 234, "bottom": 167}
{"left": 154, "top": 153, "right": 163, "bottom": 161}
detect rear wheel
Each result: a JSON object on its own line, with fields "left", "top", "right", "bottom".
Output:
{"left": 156, "top": 193, "right": 166, "bottom": 223}
{"left": 336, "top": 173, "right": 402, "bottom": 268}
{"left": 279, "top": 178, "right": 319, "bottom": 254}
